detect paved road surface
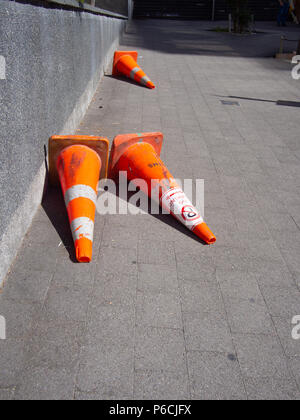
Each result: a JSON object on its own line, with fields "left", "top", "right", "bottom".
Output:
{"left": 1, "top": 20, "right": 300, "bottom": 400}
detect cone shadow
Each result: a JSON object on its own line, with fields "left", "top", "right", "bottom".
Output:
{"left": 114, "top": 185, "right": 208, "bottom": 245}
{"left": 105, "top": 74, "right": 150, "bottom": 89}
{"left": 42, "top": 186, "right": 78, "bottom": 263}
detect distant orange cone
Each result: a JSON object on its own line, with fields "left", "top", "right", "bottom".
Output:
{"left": 113, "top": 51, "right": 155, "bottom": 89}
{"left": 108, "top": 133, "right": 216, "bottom": 244}
{"left": 49, "top": 136, "right": 109, "bottom": 262}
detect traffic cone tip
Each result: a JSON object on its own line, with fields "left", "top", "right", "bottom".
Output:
{"left": 193, "top": 222, "right": 216, "bottom": 245}
{"left": 148, "top": 81, "right": 155, "bottom": 90}
{"left": 75, "top": 237, "right": 93, "bottom": 263}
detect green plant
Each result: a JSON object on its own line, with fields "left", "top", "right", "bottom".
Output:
{"left": 211, "top": 27, "right": 230, "bottom": 33}
{"left": 227, "top": 0, "right": 251, "bottom": 33}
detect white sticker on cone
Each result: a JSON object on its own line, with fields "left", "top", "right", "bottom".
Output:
{"left": 161, "top": 187, "right": 203, "bottom": 231}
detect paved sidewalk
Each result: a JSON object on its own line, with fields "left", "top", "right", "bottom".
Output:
{"left": 1, "top": 20, "right": 300, "bottom": 400}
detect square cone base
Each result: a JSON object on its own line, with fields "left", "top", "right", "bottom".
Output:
{"left": 49, "top": 135, "right": 109, "bottom": 186}
{"left": 108, "top": 132, "right": 164, "bottom": 179}
{"left": 112, "top": 51, "right": 138, "bottom": 76}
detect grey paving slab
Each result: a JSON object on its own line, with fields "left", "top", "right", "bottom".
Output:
{"left": 231, "top": 207, "right": 271, "bottom": 240}
{"left": 137, "top": 263, "right": 179, "bottom": 294}
{"left": 225, "top": 299, "right": 275, "bottom": 335}
{"left": 92, "top": 271, "right": 137, "bottom": 306}
{"left": 50, "top": 262, "right": 95, "bottom": 290}
{"left": 3, "top": 268, "right": 53, "bottom": 303}
{"left": 101, "top": 222, "right": 139, "bottom": 250}
{"left": 183, "top": 311, "right": 234, "bottom": 354}
{"left": 217, "top": 270, "right": 276, "bottom": 335}
{"left": 233, "top": 333, "right": 292, "bottom": 379}
{"left": 84, "top": 302, "right": 135, "bottom": 347}
{"left": 175, "top": 254, "right": 216, "bottom": 281}
{"left": 272, "top": 316, "right": 300, "bottom": 358}
{"left": 136, "top": 291, "right": 182, "bottom": 329}
{"left": 248, "top": 259, "right": 297, "bottom": 279}
{"left": 187, "top": 351, "right": 247, "bottom": 400}
{"left": 98, "top": 246, "right": 138, "bottom": 276}
{"left": 180, "top": 280, "right": 225, "bottom": 316}
{"left": 255, "top": 267, "right": 296, "bottom": 289}
{"left": 74, "top": 389, "right": 131, "bottom": 400}
{"left": 22, "top": 220, "right": 64, "bottom": 246}
{"left": 239, "top": 237, "right": 284, "bottom": 262}
{"left": 5, "top": 242, "right": 58, "bottom": 276}
{"left": 135, "top": 326, "right": 187, "bottom": 373}
{"left": 270, "top": 229, "right": 300, "bottom": 251}
{"left": 1, "top": 18, "right": 300, "bottom": 399}
{"left": 76, "top": 343, "right": 134, "bottom": 398}
{"left": 0, "top": 339, "right": 26, "bottom": 387}
{"left": 207, "top": 224, "right": 242, "bottom": 249}
{"left": 24, "top": 321, "right": 85, "bottom": 371}
{"left": 288, "top": 357, "right": 300, "bottom": 389}
{"left": 14, "top": 366, "right": 75, "bottom": 400}
{"left": 212, "top": 246, "right": 251, "bottom": 272}
{"left": 280, "top": 247, "right": 300, "bottom": 273}
{"left": 260, "top": 285, "right": 300, "bottom": 318}
{"left": 293, "top": 271, "right": 300, "bottom": 289}
{"left": 138, "top": 240, "right": 175, "bottom": 266}
{"left": 244, "top": 377, "right": 300, "bottom": 401}
{"left": 134, "top": 369, "right": 190, "bottom": 400}
{"left": 0, "top": 299, "right": 41, "bottom": 339}
{"left": 0, "top": 387, "right": 15, "bottom": 401}
{"left": 39, "top": 282, "right": 92, "bottom": 323}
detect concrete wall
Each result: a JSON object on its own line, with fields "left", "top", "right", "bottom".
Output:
{"left": 0, "top": 0, "right": 127, "bottom": 287}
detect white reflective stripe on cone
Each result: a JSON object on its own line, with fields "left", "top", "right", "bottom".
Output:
{"left": 70, "top": 217, "right": 94, "bottom": 242}
{"left": 64, "top": 185, "right": 97, "bottom": 208}
{"left": 130, "top": 67, "right": 140, "bottom": 80}
{"left": 140, "top": 76, "right": 151, "bottom": 86}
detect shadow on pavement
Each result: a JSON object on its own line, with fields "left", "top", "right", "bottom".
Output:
{"left": 42, "top": 186, "right": 77, "bottom": 263}
{"left": 105, "top": 74, "right": 150, "bottom": 89}
{"left": 41, "top": 181, "right": 207, "bottom": 267}
{"left": 113, "top": 184, "right": 208, "bottom": 245}
{"left": 121, "top": 19, "right": 300, "bottom": 58}
{"left": 277, "top": 100, "right": 300, "bottom": 107}
{"left": 217, "top": 95, "right": 300, "bottom": 107}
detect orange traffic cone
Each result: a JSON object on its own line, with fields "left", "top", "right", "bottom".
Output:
{"left": 108, "top": 133, "right": 216, "bottom": 245}
{"left": 113, "top": 51, "right": 155, "bottom": 89}
{"left": 49, "top": 135, "right": 109, "bottom": 262}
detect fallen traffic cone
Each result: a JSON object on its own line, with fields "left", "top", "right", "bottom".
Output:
{"left": 108, "top": 133, "right": 216, "bottom": 244}
{"left": 112, "top": 51, "right": 155, "bottom": 89}
{"left": 49, "top": 135, "right": 109, "bottom": 262}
